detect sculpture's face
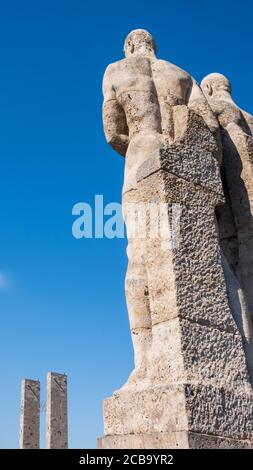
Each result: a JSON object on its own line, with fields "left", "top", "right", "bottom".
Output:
{"left": 201, "top": 73, "right": 232, "bottom": 98}
{"left": 124, "top": 29, "right": 156, "bottom": 58}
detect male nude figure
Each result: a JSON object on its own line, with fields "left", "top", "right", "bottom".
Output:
{"left": 201, "top": 73, "right": 253, "bottom": 381}
{"left": 103, "top": 30, "right": 221, "bottom": 388}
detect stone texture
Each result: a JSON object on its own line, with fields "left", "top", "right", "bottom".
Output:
{"left": 98, "top": 432, "right": 253, "bottom": 449}
{"left": 99, "top": 30, "right": 253, "bottom": 449}
{"left": 103, "top": 381, "right": 253, "bottom": 440}
{"left": 46, "top": 372, "right": 68, "bottom": 449}
{"left": 19, "top": 379, "right": 40, "bottom": 449}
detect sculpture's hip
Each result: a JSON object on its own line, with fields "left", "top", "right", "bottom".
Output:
{"left": 123, "top": 132, "right": 163, "bottom": 194}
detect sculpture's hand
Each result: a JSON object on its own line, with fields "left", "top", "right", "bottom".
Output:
{"left": 107, "top": 133, "right": 129, "bottom": 157}
{"left": 102, "top": 99, "right": 129, "bottom": 157}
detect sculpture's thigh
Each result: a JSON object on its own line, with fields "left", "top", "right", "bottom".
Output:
{"left": 125, "top": 240, "right": 151, "bottom": 330}
{"left": 146, "top": 241, "right": 178, "bottom": 327}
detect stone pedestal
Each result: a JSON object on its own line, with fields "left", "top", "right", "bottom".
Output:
{"left": 98, "top": 432, "right": 252, "bottom": 449}
{"left": 99, "top": 108, "right": 253, "bottom": 449}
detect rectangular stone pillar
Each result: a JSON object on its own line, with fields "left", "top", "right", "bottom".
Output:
{"left": 46, "top": 372, "right": 68, "bottom": 449}
{"left": 19, "top": 379, "right": 40, "bottom": 449}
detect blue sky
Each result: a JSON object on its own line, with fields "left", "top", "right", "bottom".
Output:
{"left": 0, "top": 0, "right": 252, "bottom": 448}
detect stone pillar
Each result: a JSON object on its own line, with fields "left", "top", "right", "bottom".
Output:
{"left": 19, "top": 379, "right": 40, "bottom": 449}
{"left": 98, "top": 108, "right": 253, "bottom": 449}
{"left": 46, "top": 372, "right": 68, "bottom": 449}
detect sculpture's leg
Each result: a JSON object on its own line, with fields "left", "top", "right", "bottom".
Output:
{"left": 118, "top": 198, "right": 152, "bottom": 391}
{"left": 123, "top": 253, "right": 152, "bottom": 389}
{"left": 221, "top": 253, "right": 253, "bottom": 384}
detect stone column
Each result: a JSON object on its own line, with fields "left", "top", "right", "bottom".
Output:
{"left": 19, "top": 379, "right": 40, "bottom": 449}
{"left": 46, "top": 372, "right": 68, "bottom": 449}
{"left": 98, "top": 108, "right": 253, "bottom": 449}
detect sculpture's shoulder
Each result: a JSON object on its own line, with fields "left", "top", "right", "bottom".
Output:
{"left": 241, "top": 109, "right": 253, "bottom": 124}
{"left": 240, "top": 109, "right": 253, "bottom": 135}
{"left": 152, "top": 59, "right": 193, "bottom": 102}
{"left": 103, "top": 59, "right": 126, "bottom": 80}
{"left": 103, "top": 60, "right": 126, "bottom": 98}
{"left": 208, "top": 97, "right": 234, "bottom": 115}
{"left": 207, "top": 97, "right": 250, "bottom": 131}
{"left": 154, "top": 59, "right": 192, "bottom": 81}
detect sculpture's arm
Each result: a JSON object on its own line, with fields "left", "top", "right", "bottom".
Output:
{"left": 241, "top": 110, "right": 253, "bottom": 136}
{"left": 187, "top": 79, "right": 222, "bottom": 162}
{"left": 102, "top": 65, "right": 129, "bottom": 157}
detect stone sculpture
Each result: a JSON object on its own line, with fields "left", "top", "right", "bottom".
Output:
{"left": 99, "top": 30, "right": 253, "bottom": 449}
{"left": 201, "top": 73, "right": 253, "bottom": 382}
{"left": 102, "top": 29, "right": 220, "bottom": 388}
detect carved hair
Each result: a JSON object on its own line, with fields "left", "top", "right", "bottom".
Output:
{"left": 201, "top": 73, "right": 232, "bottom": 96}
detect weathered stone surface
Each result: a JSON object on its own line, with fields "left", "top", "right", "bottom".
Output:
{"left": 19, "top": 379, "right": 40, "bottom": 449}
{"left": 98, "top": 432, "right": 253, "bottom": 449}
{"left": 187, "top": 433, "right": 252, "bottom": 449}
{"left": 124, "top": 169, "right": 235, "bottom": 332}
{"left": 98, "top": 432, "right": 190, "bottom": 449}
{"left": 104, "top": 385, "right": 187, "bottom": 436}
{"left": 136, "top": 106, "right": 223, "bottom": 196}
{"left": 151, "top": 318, "right": 250, "bottom": 387}
{"left": 104, "top": 384, "right": 253, "bottom": 440}
{"left": 46, "top": 372, "right": 68, "bottom": 449}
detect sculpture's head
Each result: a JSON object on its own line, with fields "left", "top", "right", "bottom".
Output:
{"left": 124, "top": 29, "right": 157, "bottom": 58}
{"left": 201, "top": 73, "right": 232, "bottom": 98}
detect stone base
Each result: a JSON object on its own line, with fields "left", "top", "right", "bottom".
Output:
{"left": 98, "top": 432, "right": 253, "bottom": 449}
{"left": 103, "top": 383, "right": 253, "bottom": 440}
